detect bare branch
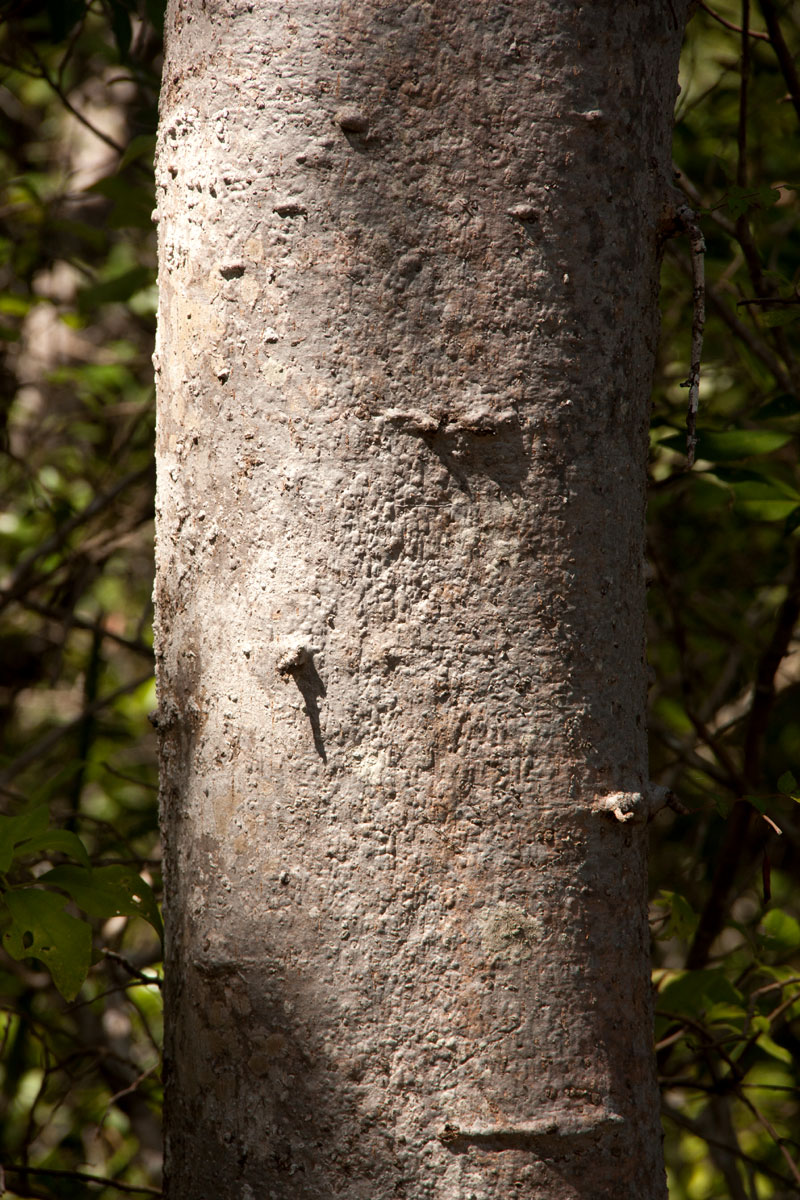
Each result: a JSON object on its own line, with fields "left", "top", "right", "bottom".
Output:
{"left": 698, "top": 1, "right": 770, "bottom": 40}
{"left": 102, "top": 949, "right": 163, "bottom": 988}
{"left": 0, "top": 466, "right": 152, "bottom": 613}
{"left": 674, "top": 205, "right": 706, "bottom": 466}
{"left": 1, "top": 1165, "right": 161, "bottom": 1196}
{"left": 0, "top": 672, "right": 153, "bottom": 787}
{"left": 759, "top": 0, "right": 800, "bottom": 125}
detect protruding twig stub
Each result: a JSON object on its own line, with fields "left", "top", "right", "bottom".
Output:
{"left": 273, "top": 199, "right": 307, "bottom": 218}
{"left": 334, "top": 105, "right": 369, "bottom": 135}
{"left": 276, "top": 641, "right": 312, "bottom": 675}
{"left": 507, "top": 203, "right": 538, "bottom": 222}
{"left": 595, "top": 785, "right": 672, "bottom": 824}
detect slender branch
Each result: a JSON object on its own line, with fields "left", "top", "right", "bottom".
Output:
{"left": 738, "top": 0, "right": 751, "bottom": 192}
{"left": 705, "top": 276, "right": 793, "bottom": 393}
{"left": 663, "top": 1011, "right": 800, "bottom": 1187}
{"left": 675, "top": 166, "right": 798, "bottom": 387}
{"left": 650, "top": 729, "right": 735, "bottom": 789}
{"left": 1, "top": 1165, "right": 161, "bottom": 1196}
{"left": 736, "top": 1090, "right": 800, "bottom": 1187}
{"left": 100, "top": 761, "right": 158, "bottom": 791}
{"left": 662, "top": 1077, "right": 800, "bottom": 1093}
{"left": 20, "top": 598, "right": 153, "bottom": 659}
{"left": 65, "top": 979, "right": 164, "bottom": 1013}
{"left": 0, "top": 671, "right": 153, "bottom": 787}
{"left": 674, "top": 163, "right": 737, "bottom": 238}
{"left": 662, "top": 1102, "right": 796, "bottom": 1189}
{"left": 102, "top": 949, "right": 163, "bottom": 988}
{"left": 648, "top": 544, "right": 745, "bottom": 790}
{"left": 703, "top": 1095, "right": 752, "bottom": 1200}
{"left": 0, "top": 465, "right": 152, "bottom": 612}
{"left": 671, "top": 245, "right": 793, "bottom": 393}
{"left": 743, "top": 540, "right": 800, "bottom": 781}
{"left": 687, "top": 545, "right": 800, "bottom": 969}
{"left": 765, "top": 989, "right": 800, "bottom": 1029}
{"left": 25, "top": 44, "right": 126, "bottom": 156}
{"left": 675, "top": 205, "right": 706, "bottom": 466}
{"left": 103, "top": 1061, "right": 161, "bottom": 1120}
{"left": 698, "top": 1, "right": 770, "bottom": 39}
{"left": 758, "top": 0, "right": 800, "bottom": 125}
{"left": 737, "top": 295, "right": 800, "bottom": 307}
{"left": 57, "top": 7, "right": 91, "bottom": 89}
{"left": 750, "top": 975, "right": 800, "bottom": 1000}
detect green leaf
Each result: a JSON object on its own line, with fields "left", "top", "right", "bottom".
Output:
{"left": 756, "top": 1033, "right": 793, "bottom": 1065}
{"left": 757, "top": 393, "right": 800, "bottom": 421}
{"left": 662, "top": 429, "right": 792, "bottom": 462}
{"left": 12, "top": 831, "right": 90, "bottom": 869}
{"left": 705, "top": 1001, "right": 747, "bottom": 1029}
{"left": 40, "top": 864, "right": 163, "bottom": 941}
{"left": 777, "top": 771, "right": 798, "bottom": 795}
{"left": 2, "top": 889, "right": 92, "bottom": 1001}
{"left": 761, "top": 308, "right": 800, "bottom": 329}
{"left": 730, "top": 487, "right": 800, "bottom": 523}
{"left": 703, "top": 466, "right": 800, "bottom": 521}
{"left": 77, "top": 266, "right": 154, "bottom": 313}
{"left": 145, "top": 0, "right": 166, "bottom": 32}
{"left": 759, "top": 909, "right": 800, "bottom": 952}
{"left": 712, "top": 793, "right": 733, "bottom": 818}
{"left": 699, "top": 429, "right": 793, "bottom": 461}
{"left": 45, "top": 0, "right": 87, "bottom": 40}
{"left": 656, "top": 890, "right": 698, "bottom": 940}
{"left": 87, "top": 177, "right": 155, "bottom": 230}
{"left": 721, "top": 184, "right": 781, "bottom": 219}
{"left": 108, "top": 0, "right": 133, "bottom": 58}
{"left": 658, "top": 969, "right": 742, "bottom": 1018}
{"left": 0, "top": 807, "right": 50, "bottom": 874}
{"left": 0, "top": 809, "right": 89, "bottom": 871}
{"left": 0, "top": 294, "right": 33, "bottom": 317}
{"left": 738, "top": 501, "right": 799, "bottom": 523}
{"left": 712, "top": 466, "right": 800, "bottom": 498}
{"left": 118, "top": 134, "right": 156, "bottom": 173}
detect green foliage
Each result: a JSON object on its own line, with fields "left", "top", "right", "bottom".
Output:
{"left": 0, "top": 0, "right": 163, "bottom": 1194}
{"left": 652, "top": 3, "right": 800, "bottom": 1194}
{"left": 41, "top": 864, "right": 162, "bottom": 942}
{"left": 0, "top": 801, "right": 162, "bottom": 1002}
{"left": 0, "top": 806, "right": 89, "bottom": 872}
{"left": 3, "top": 888, "right": 92, "bottom": 1003}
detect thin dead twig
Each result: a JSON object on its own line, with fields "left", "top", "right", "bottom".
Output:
{"left": 674, "top": 205, "right": 706, "bottom": 466}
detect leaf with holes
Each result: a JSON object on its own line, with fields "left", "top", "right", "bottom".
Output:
{"left": 2, "top": 889, "right": 92, "bottom": 1001}
{"left": 40, "top": 864, "right": 163, "bottom": 942}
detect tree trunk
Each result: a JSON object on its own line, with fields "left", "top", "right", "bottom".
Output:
{"left": 154, "top": 2, "right": 687, "bottom": 1196}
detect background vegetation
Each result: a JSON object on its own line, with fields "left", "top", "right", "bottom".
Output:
{"left": 0, "top": 1, "right": 797, "bottom": 1196}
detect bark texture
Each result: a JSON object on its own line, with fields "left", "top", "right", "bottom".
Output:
{"left": 154, "top": 2, "right": 687, "bottom": 1196}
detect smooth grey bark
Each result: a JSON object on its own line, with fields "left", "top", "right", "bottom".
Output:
{"left": 154, "top": 2, "right": 688, "bottom": 1196}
